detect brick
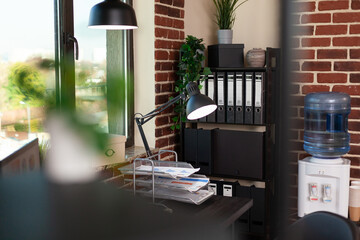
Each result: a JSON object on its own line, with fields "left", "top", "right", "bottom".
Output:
{"left": 155, "top": 16, "right": 173, "bottom": 27}
{"left": 293, "top": 50, "right": 315, "bottom": 59}
{"left": 161, "top": 83, "right": 173, "bottom": 92}
{"left": 351, "top": 97, "right": 360, "bottom": 107}
{"left": 350, "top": 109, "right": 360, "bottom": 119}
{"left": 334, "top": 12, "right": 360, "bottom": 23}
{"left": 155, "top": 50, "right": 168, "bottom": 60}
{"left": 168, "top": 72, "right": 177, "bottom": 81}
{"left": 349, "top": 121, "right": 360, "bottom": 131}
{"left": 350, "top": 24, "right": 360, "bottom": 34}
{"left": 315, "top": 25, "right": 347, "bottom": 35}
{"left": 173, "top": 0, "right": 184, "bottom": 7}
{"left": 333, "top": 37, "right": 360, "bottom": 46}
{"left": 155, "top": 128, "right": 163, "bottom": 138}
{"left": 159, "top": 62, "right": 174, "bottom": 71}
{"left": 301, "top": 38, "right": 331, "bottom": 47}
{"left": 350, "top": 74, "right": 360, "bottom": 83}
{"left": 155, "top": 116, "right": 169, "bottom": 126}
{"left": 317, "top": 73, "right": 347, "bottom": 83}
{"left": 173, "top": 19, "right": 184, "bottom": 29}
{"left": 291, "top": 38, "right": 300, "bottom": 48}
{"left": 350, "top": 49, "right": 360, "bottom": 59}
{"left": 155, "top": 39, "right": 171, "bottom": 49}
{"left": 317, "top": 49, "right": 347, "bottom": 59}
{"left": 293, "top": 2, "right": 316, "bottom": 12}
{"left": 155, "top": 72, "right": 168, "bottom": 82}
{"left": 352, "top": 0, "right": 360, "bottom": 9}
{"left": 302, "top": 61, "right": 331, "bottom": 71}
{"left": 301, "top": 13, "right": 331, "bottom": 23}
{"left": 180, "top": 31, "right": 185, "bottom": 40}
{"left": 302, "top": 85, "right": 330, "bottom": 94}
{"left": 289, "top": 129, "right": 299, "bottom": 139}
{"left": 155, "top": 138, "right": 169, "bottom": 148}
{"left": 290, "top": 141, "right": 304, "bottom": 151}
{"left": 291, "top": 61, "right": 300, "bottom": 71}
{"left": 155, "top": 83, "right": 161, "bottom": 93}
{"left": 349, "top": 145, "right": 360, "bottom": 155}
{"left": 334, "top": 61, "right": 360, "bottom": 71}
{"left": 348, "top": 157, "right": 360, "bottom": 166}
{"left": 318, "top": 1, "right": 349, "bottom": 11}
{"left": 155, "top": 27, "right": 169, "bottom": 38}
{"left": 155, "top": 4, "right": 169, "bottom": 15}
{"left": 290, "top": 84, "right": 300, "bottom": 94}
{"left": 160, "top": 0, "right": 172, "bottom": 5}
{"left": 180, "top": 9, "right": 184, "bottom": 18}
{"left": 290, "top": 119, "right": 304, "bottom": 129}
{"left": 155, "top": 62, "right": 161, "bottom": 71}
{"left": 293, "top": 26, "right": 314, "bottom": 36}
{"left": 292, "top": 96, "right": 305, "bottom": 106}
{"left": 333, "top": 85, "right": 360, "bottom": 95}
{"left": 168, "top": 29, "right": 180, "bottom": 39}
{"left": 168, "top": 7, "right": 181, "bottom": 18}
{"left": 293, "top": 14, "right": 300, "bottom": 24}
{"left": 155, "top": 94, "right": 170, "bottom": 105}
{"left": 351, "top": 134, "right": 360, "bottom": 143}
{"left": 293, "top": 73, "right": 314, "bottom": 83}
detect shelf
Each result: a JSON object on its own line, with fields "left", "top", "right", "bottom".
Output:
{"left": 209, "top": 67, "right": 267, "bottom": 72}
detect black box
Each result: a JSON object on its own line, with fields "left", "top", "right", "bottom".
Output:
{"left": 213, "top": 129, "right": 264, "bottom": 179}
{"left": 208, "top": 44, "right": 245, "bottom": 68}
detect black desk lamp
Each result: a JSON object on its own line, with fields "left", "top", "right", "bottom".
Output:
{"left": 136, "top": 81, "right": 217, "bottom": 157}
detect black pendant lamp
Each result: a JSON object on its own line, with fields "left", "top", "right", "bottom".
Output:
{"left": 89, "top": 0, "right": 138, "bottom": 30}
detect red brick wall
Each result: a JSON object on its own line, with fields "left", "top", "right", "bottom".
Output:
{"left": 154, "top": 0, "right": 185, "bottom": 157}
{"left": 291, "top": 0, "right": 360, "bottom": 214}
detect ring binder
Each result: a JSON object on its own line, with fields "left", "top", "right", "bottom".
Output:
{"left": 216, "top": 72, "right": 226, "bottom": 123}
{"left": 254, "top": 72, "right": 265, "bottom": 125}
{"left": 226, "top": 72, "right": 235, "bottom": 123}
{"left": 245, "top": 72, "right": 254, "bottom": 124}
{"left": 235, "top": 72, "right": 244, "bottom": 124}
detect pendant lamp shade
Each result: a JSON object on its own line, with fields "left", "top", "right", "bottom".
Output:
{"left": 89, "top": 0, "right": 138, "bottom": 30}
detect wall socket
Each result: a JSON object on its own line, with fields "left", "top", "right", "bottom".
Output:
{"left": 223, "top": 184, "right": 233, "bottom": 197}
{"left": 209, "top": 183, "right": 217, "bottom": 195}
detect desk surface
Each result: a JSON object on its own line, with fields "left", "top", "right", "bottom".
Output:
{"left": 163, "top": 195, "right": 253, "bottom": 229}
{"left": 0, "top": 172, "right": 252, "bottom": 240}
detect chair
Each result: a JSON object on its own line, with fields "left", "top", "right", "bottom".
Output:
{"left": 282, "top": 211, "right": 360, "bottom": 240}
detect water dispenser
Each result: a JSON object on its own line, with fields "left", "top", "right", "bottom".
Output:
{"left": 298, "top": 92, "right": 351, "bottom": 218}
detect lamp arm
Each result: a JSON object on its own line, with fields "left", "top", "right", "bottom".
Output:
{"left": 135, "top": 93, "right": 185, "bottom": 157}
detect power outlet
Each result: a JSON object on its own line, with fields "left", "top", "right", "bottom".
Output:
{"left": 223, "top": 184, "right": 233, "bottom": 197}
{"left": 209, "top": 183, "right": 217, "bottom": 195}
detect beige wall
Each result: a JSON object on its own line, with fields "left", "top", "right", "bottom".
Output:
{"left": 133, "top": 0, "right": 155, "bottom": 148}
{"left": 184, "top": 0, "right": 281, "bottom": 63}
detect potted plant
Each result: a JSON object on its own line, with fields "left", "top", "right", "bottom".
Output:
{"left": 171, "top": 35, "right": 211, "bottom": 130}
{"left": 213, "top": 0, "right": 249, "bottom": 44}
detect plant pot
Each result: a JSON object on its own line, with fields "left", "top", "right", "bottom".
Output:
{"left": 217, "top": 29, "right": 233, "bottom": 44}
{"left": 246, "top": 48, "right": 266, "bottom": 67}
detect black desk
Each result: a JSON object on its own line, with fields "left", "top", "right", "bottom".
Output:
{"left": 163, "top": 195, "right": 253, "bottom": 229}
{"left": 0, "top": 172, "right": 252, "bottom": 240}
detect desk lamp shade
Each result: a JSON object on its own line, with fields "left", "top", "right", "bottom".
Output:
{"left": 88, "top": 0, "right": 138, "bottom": 30}
{"left": 186, "top": 82, "right": 217, "bottom": 120}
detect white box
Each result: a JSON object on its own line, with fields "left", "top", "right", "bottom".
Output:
{"left": 223, "top": 184, "right": 233, "bottom": 197}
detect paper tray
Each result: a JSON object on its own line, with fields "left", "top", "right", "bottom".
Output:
{"left": 137, "top": 188, "right": 214, "bottom": 205}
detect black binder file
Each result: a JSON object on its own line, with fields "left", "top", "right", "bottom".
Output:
{"left": 235, "top": 72, "right": 244, "bottom": 124}
{"left": 184, "top": 128, "right": 198, "bottom": 167}
{"left": 206, "top": 73, "right": 216, "bottom": 122}
{"left": 226, "top": 72, "right": 235, "bottom": 123}
{"left": 198, "top": 76, "right": 207, "bottom": 123}
{"left": 216, "top": 72, "right": 226, "bottom": 123}
{"left": 245, "top": 72, "right": 254, "bottom": 124}
{"left": 254, "top": 72, "right": 265, "bottom": 125}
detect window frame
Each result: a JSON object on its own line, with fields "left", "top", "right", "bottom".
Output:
{"left": 54, "top": 0, "right": 135, "bottom": 147}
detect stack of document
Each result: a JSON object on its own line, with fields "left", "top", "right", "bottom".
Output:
{"left": 119, "top": 162, "right": 214, "bottom": 205}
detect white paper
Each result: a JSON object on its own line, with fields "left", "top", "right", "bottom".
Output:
{"left": 135, "top": 166, "right": 200, "bottom": 178}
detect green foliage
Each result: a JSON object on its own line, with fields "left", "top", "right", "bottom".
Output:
{"left": 213, "top": 0, "right": 249, "bottom": 29}
{"left": 6, "top": 63, "right": 46, "bottom": 107}
{"left": 172, "top": 35, "right": 211, "bottom": 129}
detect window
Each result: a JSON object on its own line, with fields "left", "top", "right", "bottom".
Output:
{"left": 0, "top": 0, "right": 135, "bottom": 159}
{"left": 55, "top": 0, "right": 135, "bottom": 146}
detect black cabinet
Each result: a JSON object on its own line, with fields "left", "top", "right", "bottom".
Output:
{"left": 180, "top": 47, "right": 281, "bottom": 240}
